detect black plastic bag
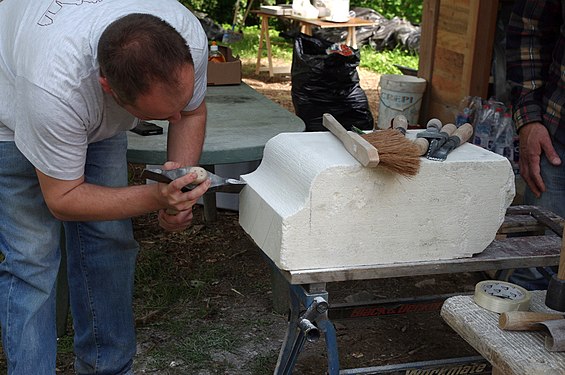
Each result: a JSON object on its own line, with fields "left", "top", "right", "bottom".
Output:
{"left": 291, "top": 34, "right": 374, "bottom": 132}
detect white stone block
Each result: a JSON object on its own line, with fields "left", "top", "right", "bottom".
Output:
{"left": 239, "top": 131, "right": 515, "bottom": 271}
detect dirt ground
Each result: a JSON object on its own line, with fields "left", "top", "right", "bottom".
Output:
{"left": 43, "top": 61, "right": 491, "bottom": 374}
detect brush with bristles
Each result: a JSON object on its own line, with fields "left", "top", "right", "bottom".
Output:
{"left": 360, "top": 128, "right": 421, "bottom": 176}
{"left": 322, "top": 113, "right": 421, "bottom": 177}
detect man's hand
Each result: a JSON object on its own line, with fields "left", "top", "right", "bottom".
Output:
{"left": 519, "top": 122, "right": 561, "bottom": 197}
{"left": 156, "top": 161, "right": 210, "bottom": 232}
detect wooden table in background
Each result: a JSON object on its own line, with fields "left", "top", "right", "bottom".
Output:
{"left": 254, "top": 11, "right": 376, "bottom": 77}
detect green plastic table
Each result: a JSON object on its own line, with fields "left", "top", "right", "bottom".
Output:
{"left": 126, "top": 82, "right": 305, "bottom": 221}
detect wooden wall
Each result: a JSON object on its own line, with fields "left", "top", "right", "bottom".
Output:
{"left": 418, "top": 0, "right": 499, "bottom": 124}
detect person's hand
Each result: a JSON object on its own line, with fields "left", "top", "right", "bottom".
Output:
{"left": 156, "top": 161, "right": 211, "bottom": 232}
{"left": 519, "top": 122, "right": 561, "bottom": 198}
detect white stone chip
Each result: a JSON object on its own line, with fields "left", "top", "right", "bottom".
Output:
{"left": 239, "top": 131, "right": 515, "bottom": 271}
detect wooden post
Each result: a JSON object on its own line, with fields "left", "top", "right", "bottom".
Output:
{"left": 418, "top": 0, "right": 499, "bottom": 124}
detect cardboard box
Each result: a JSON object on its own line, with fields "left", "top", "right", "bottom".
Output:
{"left": 207, "top": 45, "right": 242, "bottom": 86}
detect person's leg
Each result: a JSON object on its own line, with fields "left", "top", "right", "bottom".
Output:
{"left": 512, "top": 141, "right": 565, "bottom": 289}
{"left": 65, "top": 133, "right": 139, "bottom": 375}
{"left": 0, "top": 141, "right": 61, "bottom": 375}
{"left": 524, "top": 141, "right": 565, "bottom": 218}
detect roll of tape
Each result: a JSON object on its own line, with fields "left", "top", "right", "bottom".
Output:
{"left": 473, "top": 280, "right": 531, "bottom": 313}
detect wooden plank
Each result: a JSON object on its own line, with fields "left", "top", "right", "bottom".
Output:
{"left": 430, "top": 73, "right": 462, "bottom": 103}
{"left": 283, "top": 235, "right": 561, "bottom": 284}
{"left": 501, "top": 208, "right": 564, "bottom": 235}
{"left": 464, "top": 0, "right": 499, "bottom": 98}
{"left": 417, "top": 0, "right": 440, "bottom": 124}
{"left": 419, "top": 0, "right": 500, "bottom": 123}
{"left": 442, "top": 292, "right": 565, "bottom": 375}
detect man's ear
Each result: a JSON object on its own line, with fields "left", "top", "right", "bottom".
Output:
{"left": 98, "top": 76, "right": 112, "bottom": 93}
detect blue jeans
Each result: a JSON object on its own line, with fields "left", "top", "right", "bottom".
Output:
{"left": 511, "top": 141, "right": 565, "bottom": 290}
{"left": 524, "top": 141, "right": 565, "bottom": 219}
{"left": 0, "top": 133, "right": 138, "bottom": 375}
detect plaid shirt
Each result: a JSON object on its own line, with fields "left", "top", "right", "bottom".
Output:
{"left": 507, "top": 0, "right": 565, "bottom": 146}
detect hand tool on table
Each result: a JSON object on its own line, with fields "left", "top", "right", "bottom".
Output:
{"left": 141, "top": 166, "right": 247, "bottom": 193}
{"left": 391, "top": 115, "right": 430, "bottom": 156}
{"left": 499, "top": 311, "right": 565, "bottom": 351}
{"left": 323, "top": 114, "right": 379, "bottom": 167}
{"left": 427, "top": 123, "right": 474, "bottom": 161}
{"left": 415, "top": 118, "right": 458, "bottom": 159}
{"left": 322, "top": 113, "right": 421, "bottom": 176}
{"left": 499, "top": 311, "right": 564, "bottom": 331}
{"left": 540, "top": 319, "right": 565, "bottom": 351}
{"left": 546, "top": 228, "right": 565, "bottom": 312}
{"left": 415, "top": 118, "right": 442, "bottom": 156}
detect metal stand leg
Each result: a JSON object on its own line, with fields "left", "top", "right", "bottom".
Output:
{"left": 320, "top": 319, "right": 340, "bottom": 375}
{"left": 274, "top": 282, "right": 339, "bottom": 375}
{"left": 202, "top": 165, "right": 217, "bottom": 222}
{"left": 275, "top": 290, "right": 308, "bottom": 374}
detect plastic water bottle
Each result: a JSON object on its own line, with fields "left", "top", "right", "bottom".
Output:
{"left": 488, "top": 107, "right": 504, "bottom": 151}
{"left": 208, "top": 41, "right": 226, "bottom": 63}
{"left": 473, "top": 104, "right": 492, "bottom": 149}
{"left": 493, "top": 112, "right": 514, "bottom": 159}
{"left": 456, "top": 107, "right": 472, "bottom": 127}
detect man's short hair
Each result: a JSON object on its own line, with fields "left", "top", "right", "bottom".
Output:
{"left": 97, "top": 13, "right": 194, "bottom": 105}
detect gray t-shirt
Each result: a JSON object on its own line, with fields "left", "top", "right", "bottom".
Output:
{"left": 0, "top": 0, "right": 208, "bottom": 180}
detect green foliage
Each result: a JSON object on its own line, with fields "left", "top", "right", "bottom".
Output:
{"left": 179, "top": 0, "right": 422, "bottom": 28}
{"left": 179, "top": 1, "right": 421, "bottom": 74}
{"left": 229, "top": 26, "right": 294, "bottom": 61}
{"left": 351, "top": 0, "right": 422, "bottom": 24}
{"left": 229, "top": 26, "right": 418, "bottom": 74}
{"left": 358, "top": 45, "right": 419, "bottom": 73}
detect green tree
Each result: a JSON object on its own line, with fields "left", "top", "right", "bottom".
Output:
{"left": 351, "top": 0, "right": 422, "bottom": 24}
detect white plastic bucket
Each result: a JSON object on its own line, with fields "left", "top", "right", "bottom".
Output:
{"left": 377, "top": 74, "right": 427, "bottom": 129}
{"left": 326, "top": 0, "right": 350, "bottom": 22}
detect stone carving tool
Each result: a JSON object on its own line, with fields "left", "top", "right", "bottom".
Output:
{"left": 540, "top": 319, "right": 565, "bottom": 351}
{"left": 391, "top": 115, "right": 430, "bottom": 156}
{"left": 412, "top": 118, "right": 457, "bottom": 159}
{"left": 426, "top": 123, "right": 457, "bottom": 159}
{"left": 499, "top": 311, "right": 565, "bottom": 352}
{"left": 415, "top": 118, "right": 443, "bottom": 156}
{"left": 141, "top": 166, "right": 246, "bottom": 193}
{"left": 427, "top": 123, "right": 474, "bottom": 161}
{"left": 322, "top": 113, "right": 421, "bottom": 176}
{"left": 499, "top": 311, "right": 564, "bottom": 331}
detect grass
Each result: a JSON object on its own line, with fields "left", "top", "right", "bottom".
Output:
{"left": 226, "top": 25, "right": 419, "bottom": 75}
{"left": 148, "top": 324, "right": 240, "bottom": 367}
